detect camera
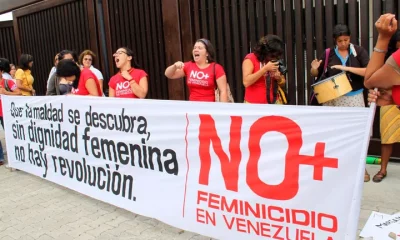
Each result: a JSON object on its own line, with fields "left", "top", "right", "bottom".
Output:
{"left": 271, "top": 59, "right": 288, "bottom": 75}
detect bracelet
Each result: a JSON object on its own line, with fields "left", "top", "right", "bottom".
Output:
{"left": 373, "top": 47, "right": 387, "bottom": 53}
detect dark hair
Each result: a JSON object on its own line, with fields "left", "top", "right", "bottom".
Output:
{"left": 18, "top": 54, "right": 34, "bottom": 70}
{"left": 58, "top": 50, "right": 78, "bottom": 62}
{"left": 253, "top": 35, "right": 284, "bottom": 62}
{"left": 56, "top": 59, "right": 80, "bottom": 89}
{"left": 333, "top": 24, "right": 351, "bottom": 40}
{"left": 79, "top": 49, "right": 96, "bottom": 65}
{"left": 119, "top": 47, "right": 140, "bottom": 68}
{"left": 191, "top": 38, "right": 216, "bottom": 63}
{"left": 386, "top": 30, "right": 400, "bottom": 60}
{"left": 0, "top": 58, "right": 11, "bottom": 73}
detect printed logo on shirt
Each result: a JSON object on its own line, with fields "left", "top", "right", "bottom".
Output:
{"left": 116, "top": 81, "right": 133, "bottom": 96}
{"left": 188, "top": 71, "right": 210, "bottom": 87}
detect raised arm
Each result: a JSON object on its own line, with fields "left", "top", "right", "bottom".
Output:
{"left": 165, "top": 61, "right": 186, "bottom": 79}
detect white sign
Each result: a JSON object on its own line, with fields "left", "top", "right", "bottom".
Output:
{"left": 3, "top": 95, "right": 374, "bottom": 240}
{"left": 360, "top": 211, "right": 400, "bottom": 239}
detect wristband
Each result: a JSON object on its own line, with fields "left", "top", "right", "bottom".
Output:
{"left": 373, "top": 47, "right": 387, "bottom": 53}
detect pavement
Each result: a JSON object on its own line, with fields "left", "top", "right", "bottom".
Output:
{"left": 0, "top": 126, "right": 399, "bottom": 240}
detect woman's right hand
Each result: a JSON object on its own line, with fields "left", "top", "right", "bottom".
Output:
{"left": 368, "top": 89, "right": 394, "bottom": 106}
{"left": 311, "top": 59, "right": 322, "bottom": 70}
{"left": 375, "top": 14, "right": 398, "bottom": 40}
{"left": 263, "top": 61, "right": 279, "bottom": 72}
{"left": 174, "top": 61, "right": 185, "bottom": 70}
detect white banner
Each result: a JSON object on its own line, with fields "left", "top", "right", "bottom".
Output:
{"left": 3, "top": 95, "right": 374, "bottom": 240}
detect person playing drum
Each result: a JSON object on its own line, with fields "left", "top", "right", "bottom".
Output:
{"left": 310, "top": 24, "right": 369, "bottom": 107}
{"left": 310, "top": 24, "right": 370, "bottom": 182}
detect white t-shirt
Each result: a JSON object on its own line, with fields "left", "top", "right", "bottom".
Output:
{"left": 89, "top": 65, "right": 104, "bottom": 96}
{"left": 89, "top": 65, "right": 104, "bottom": 80}
{"left": 2, "top": 73, "right": 16, "bottom": 83}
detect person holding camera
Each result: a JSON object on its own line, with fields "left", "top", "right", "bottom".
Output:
{"left": 310, "top": 24, "right": 369, "bottom": 107}
{"left": 242, "top": 35, "right": 287, "bottom": 104}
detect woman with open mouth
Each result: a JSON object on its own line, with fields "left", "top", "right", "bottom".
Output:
{"left": 108, "top": 47, "right": 148, "bottom": 99}
{"left": 164, "top": 38, "right": 229, "bottom": 102}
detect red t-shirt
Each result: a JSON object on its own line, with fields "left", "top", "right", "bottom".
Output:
{"left": 71, "top": 68, "right": 102, "bottom": 96}
{"left": 0, "top": 79, "right": 18, "bottom": 116}
{"left": 243, "top": 53, "right": 276, "bottom": 104}
{"left": 389, "top": 49, "right": 400, "bottom": 105}
{"left": 108, "top": 68, "right": 148, "bottom": 98}
{"left": 183, "top": 61, "right": 225, "bottom": 102}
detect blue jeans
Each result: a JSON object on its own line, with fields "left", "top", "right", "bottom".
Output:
{"left": 0, "top": 139, "right": 4, "bottom": 163}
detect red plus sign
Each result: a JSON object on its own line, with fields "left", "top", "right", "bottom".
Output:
{"left": 300, "top": 142, "right": 338, "bottom": 180}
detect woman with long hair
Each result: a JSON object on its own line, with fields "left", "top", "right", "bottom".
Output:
{"left": 15, "top": 54, "right": 35, "bottom": 96}
{"left": 108, "top": 47, "right": 148, "bottom": 98}
{"left": 165, "top": 38, "right": 228, "bottom": 102}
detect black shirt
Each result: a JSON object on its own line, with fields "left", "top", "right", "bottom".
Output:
{"left": 316, "top": 44, "right": 370, "bottom": 92}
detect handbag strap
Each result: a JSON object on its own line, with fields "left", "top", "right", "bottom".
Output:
{"left": 323, "top": 48, "right": 330, "bottom": 73}
{"left": 213, "top": 63, "right": 217, "bottom": 89}
{"left": 4, "top": 78, "right": 11, "bottom": 92}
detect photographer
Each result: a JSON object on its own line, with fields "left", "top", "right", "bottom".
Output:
{"left": 310, "top": 24, "right": 369, "bottom": 107}
{"left": 242, "top": 35, "right": 287, "bottom": 104}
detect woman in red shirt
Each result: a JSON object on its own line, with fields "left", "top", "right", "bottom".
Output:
{"left": 164, "top": 38, "right": 228, "bottom": 102}
{"left": 242, "top": 35, "right": 286, "bottom": 104}
{"left": 56, "top": 59, "right": 101, "bottom": 96}
{"left": 108, "top": 47, "right": 148, "bottom": 98}
{"left": 365, "top": 14, "right": 400, "bottom": 100}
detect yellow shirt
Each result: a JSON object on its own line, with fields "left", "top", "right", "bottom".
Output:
{"left": 15, "top": 69, "right": 34, "bottom": 96}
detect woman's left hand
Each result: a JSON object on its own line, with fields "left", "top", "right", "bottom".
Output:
{"left": 331, "top": 65, "right": 347, "bottom": 71}
{"left": 271, "top": 71, "right": 281, "bottom": 80}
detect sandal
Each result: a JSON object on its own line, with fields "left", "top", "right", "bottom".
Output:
{"left": 372, "top": 171, "right": 387, "bottom": 183}
{"left": 364, "top": 173, "right": 370, "bottom": 182}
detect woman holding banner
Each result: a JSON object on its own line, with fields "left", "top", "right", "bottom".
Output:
{"left": 364, "top": 14, "right": 400, "bottom": 182}
{"left": 56, "top": 59, "right": 101, "bottom": 97}
{"left": 242, "top": 34, "right": 287, "bottom": 104}
{"left": 164, "top": 38, "right": 229, "bottom": 102}
{"left": 108, "top": 47, "right": 148, "bottom": 99}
